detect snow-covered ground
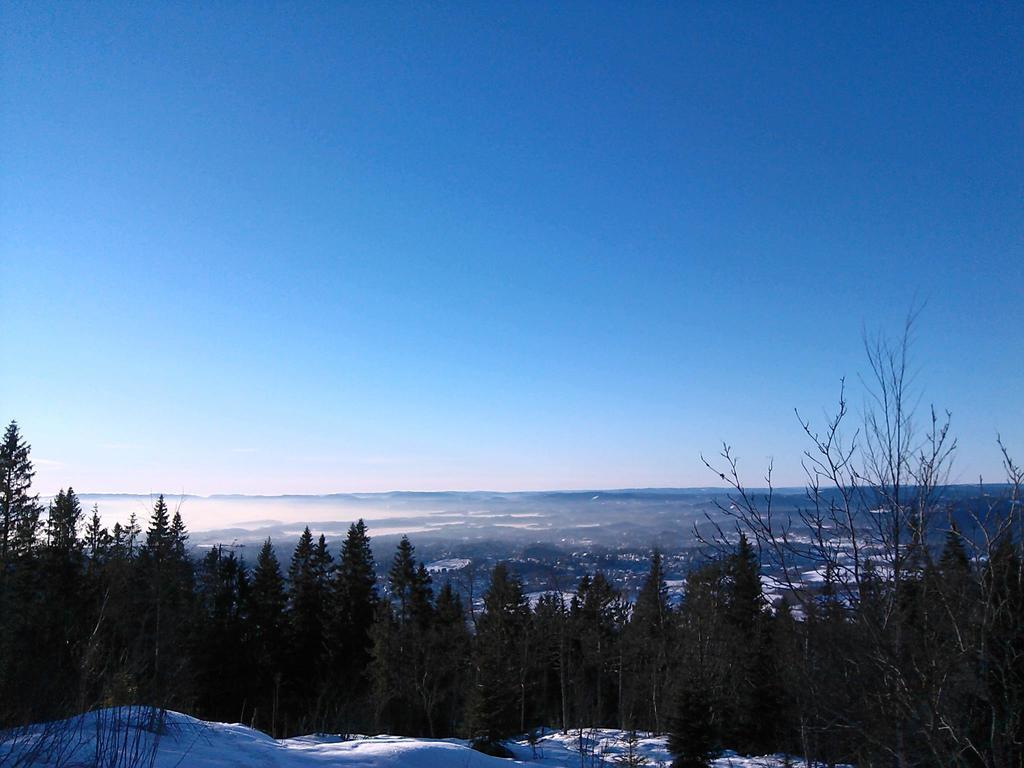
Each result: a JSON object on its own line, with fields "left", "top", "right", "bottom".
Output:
{"left": 507, "top": 728, "right": 823, "bottom": 766}
{"left": 424, "top": 558, "right": 472, "bottom": 572}
{"left": 1, "top": 708, "right": 837, "bottom": 767}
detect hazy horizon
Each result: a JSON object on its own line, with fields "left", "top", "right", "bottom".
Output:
{"left": 47, "top": 482, "right": 1009, "bottom": 537}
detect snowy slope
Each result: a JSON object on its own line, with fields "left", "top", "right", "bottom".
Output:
{"left": 2, "top": 709, "right": 531, "bottom": 768}
{"left": 2, "top": 709, "right": 839, "bottom": 767}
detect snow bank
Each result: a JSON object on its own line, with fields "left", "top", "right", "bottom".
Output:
{"left": 1, "top": 708, "right": 533, "bottom": 768}
{"left": 2, "top": 710, "right": 841, "bottom": 767}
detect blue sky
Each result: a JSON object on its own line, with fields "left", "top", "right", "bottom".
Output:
{"left": 2, "top": 2, "right": 1021, "bottom": 495}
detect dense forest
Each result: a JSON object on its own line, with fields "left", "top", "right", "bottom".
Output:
{"left": 1, "top": 416, "right": 1021, "bottom": 768}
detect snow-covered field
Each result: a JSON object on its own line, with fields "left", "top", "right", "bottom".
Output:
{"left": 1, "top": 709, "right": 832, "bottom": 767}
{"left": 507, "top": 728, "right": 817, "bottom": 766}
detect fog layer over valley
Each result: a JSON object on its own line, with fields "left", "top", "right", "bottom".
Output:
{"left": 76, "top": 485, "right": 1009, "bottom": 549}
{"left": 76, "top": 488, "right": 742, "bottom": 548}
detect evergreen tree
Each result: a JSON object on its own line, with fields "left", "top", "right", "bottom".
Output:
{"left": 469, "top": 563, "right": 529, "bottom": 752}
{"left": 333, "top": 521, "right": 377, "bottom": 635}
{"left": 727, "top": 534, "right": 762, "bottom": 631}
{"left": 387, "top": 536, "right": 432, "bottom": 623}
{"left": 46, "top": 487, "right": 83, "bottom": 555}
{"left": 287, "top": 527, "right": 316, "bottom": 620}
{"left": 250, "top": 538, "right": 287, "bottom": 735}
{"left": 252, "top": 539, "right": 286, "bottom": 637}
{"left": 313, "top": 533, "right": 333, "bottom": 590}
{"left": 633, "top": 550, "right": 669, "bottom": 630}
{"left": 93, "top": 505, "right": 146, "bottom": 709}
{"left": 193, "top": 546, "right": 252, "bottom": 722}
{"left": 411, "top": 562, "right": 434, "bottom": 625}
{"left": 1, "top": 457, "right": 88, "bottom": 724}
{"left": 723, "top": 534, "right": 781, "bottom": 754}
{"left": 328, "top": 520, "right": 378, "bottom": 728}
{"left": 109, "top": 510, "right": 142, "bottom": 561}
{"left": 666, "top": 676, "right": 718, "bottom": 768}
{"left": 125, "top": 510, "right": 141, "bottom": 555}
{"left": 371, "top": 537, "right": 436, "bottom": 735}
{"left": 142, "top": 495, "right": 173, "bottom": 561}
{"left": 111, "top": 522, "right": 127, "bottom": 556}
{"left": 674, "top": 559, "right": 729, "bottom": 755}
{"left": 530, "top": 592, "right": 570, "bottom": 730}
{"left": 427, "top": 581, "right": 471, "bottom": 736}
{"left": 286, "top": 527, "right": 328, "bottom": 728}
{"left": 170, "top": 510, "right": 189, "bottom": 559}
{"left": 572, "top": 571, "right": 624, "bottom": 728}
{"left": 84, "top": 504, "right": 111, "bottom": 562}
{"left": 369, "top": 599, "right": 400, "bottom": 731}
{"left": 625, "top": 548, "right": 671, "bottom": 731}
{"left": 938, "top": 524, "right": 970, "bottom": 576}
{"left": 41, "top": 490, "right": 88, "bottom": 673}
{"left": 614, "top": 729, "right": 649, "bottom": 766}
{"left": 0, "top": 421, "right": 42, "bottom": 560}
{"left": 135, "top": 494, "right": 194, "bottom": 706}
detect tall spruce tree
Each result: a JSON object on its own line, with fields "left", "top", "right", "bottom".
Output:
{"left": 46, "top": 487, "right": 83, "bottom": 555}
{"left": 313, "top": 533, "right": 333, "bottom": 591}
{"left": 84, "top": 504, "right": 111, "bottom": 563}
{"left": 125, "top": 510, "right": 141, "bottom": 555}
{"left": 427, "top": 581, "right": 471, "bottom": 736}
{"left": 142, "top": 495, "right": 172, "bottom": 560}
{"left": 136, "top": 494, "right": 194, "bottom": 706}
{"left": 674, "top": 558, "right": 729, "bottom": 752}
{"left": 0, "top": 421, "right": 42, "bottom": 560}
{"left": 388, "top": 536, "right": 432, "bottom": 623}
{"left": 170, "top": 511, "right": 189, "bottom": 559}
{"left": 572, "top": 571, "right": 624, "bottom": 728}
{"left": 722, "top": 534, "right": 781, "bottom": 754}
{"left": 41, "top": 488, "right": 87, "bottom": 690}
{"left": 530, "top": 591, "right": 570, "bottom": 730}
{"left": 469, "top": 563, "right": 529, "bottom": 752}
{"left": 371, "top": 537, "right": 435, "bottom": 735}
{"left": 250, "top": 538, "right": 287, "bottom": 735}
{"left": 286, "top": 527, "right": 328, "bottom": 728}
{"left": 626, "top": 548, "right": 671, "bottom": 731}
{"left": 328, "top": 520, "right": 378, "bottom": 727}
{"left": 194, "top": 546, "right": 252, "bottom": 722}
{"left": 252, "top": 539, "right": 286, "bottom": 642}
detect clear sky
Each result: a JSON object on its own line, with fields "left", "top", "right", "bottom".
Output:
{"left": 1, "top": 2, "right": 1021, "bottom": 496}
